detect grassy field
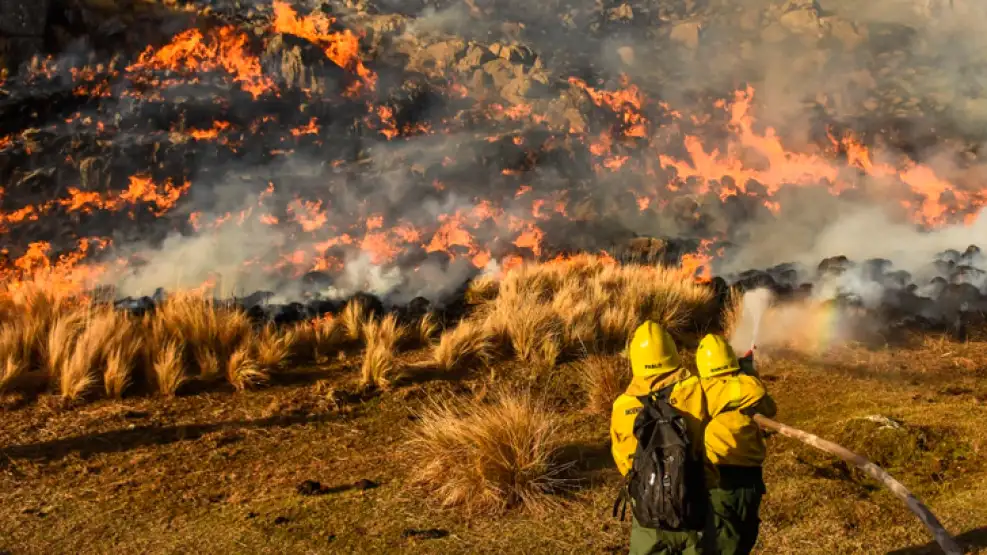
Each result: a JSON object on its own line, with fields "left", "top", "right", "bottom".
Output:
{"left": 0, "top": 258, "right": 985, "bottom": 554}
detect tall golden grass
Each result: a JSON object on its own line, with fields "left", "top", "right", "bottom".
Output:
{"left": 721, "top": 286, "right": 744, "bottom": 339}
{"left": 431, "top": 319, "right": 494, "bottom": 372}
{"left": 0, "top": 256, "right": 719, "bottom": 402}
{"left": 360, "top": 314, "right": 406, "bottom": 389}
{"left": 0, "top": 287, "right": 294, "bottom": 400}
{"left": 429, "top": 255, "right": 715, "bottom": 375}
{"left": 576, "top": 355, "right": 630, "bottom": 415}
{"left": 406, "top": 389, "right": 570, "bottom": 515}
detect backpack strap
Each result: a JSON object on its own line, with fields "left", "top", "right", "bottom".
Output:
{"left": 612, "top": 472, "right": 632, "bottom": 521}
{"left": 655, "top": 383, "right": 676, "bottom": 401}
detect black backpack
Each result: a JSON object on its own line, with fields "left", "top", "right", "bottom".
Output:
{"left": 613, "top": 384, "right": 708, "bottom": 531}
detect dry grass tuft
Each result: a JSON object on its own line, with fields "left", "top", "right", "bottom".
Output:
{"left": 226, "top": 344, "right": 268, "bottom": 391}
{"left": 360, "top": 314, "right": 406, "bottom": 389}
{"left": 254, "top": 324, "right": 294, "bottom": 370}
{"left": 45, "top": 311, "right": 85, "bottom": 383}
{"left": 152, "top": 341, "right": 187, "bottom": 396}
{"left": 406, "top": 390, "right": 570, "bottom": 515}
{"left": 721, "top": 286, "right": 744, "bottom": 338}
{"left": 576, "top": 355, "right": 630, "bottom": 414}
{"left": 104, "top": 339, "right": 143, "bottom": 399}
{"left": 0, "top": 350, "right": 27, "bottom": 394}
{"left": 465, "top": 274, "right": 499, "bottom": 305}
{"left": 470, "top": 257, "right": 714, "bottom": 372}
{"left": 412, "top": 312, "right": 440, "bottom": 347}
{"left": 431, "top": 318, "right": 494, "bottom": 373}
{"left": 147, "top": 295, "right": 253, "bottom": 381}
{"left": 340, "top": 299, "right": 370, "bottom": 344}
{"left": 56, "top": 309, "right": 135, "bottom": 401}
{"left": 599, "top": 305, "right": 638, "bottom": 350}
{"left": 489, "top": 302, "right": 563, "bottom": 369}
{"left": 286, "top": 316, "right": 344, "bottom": 363}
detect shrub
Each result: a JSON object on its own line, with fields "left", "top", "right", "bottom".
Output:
{"left": 406, "top": 390, "right": 570, "bottom": 515}
{"left": 360, "top": 314, "right": 406, "bottom": 389}
{"left": 431, "top": 319, "right": 494, "bottom": 373}
{"left": 576, "top": 355, "right": 630, "bottom": 414}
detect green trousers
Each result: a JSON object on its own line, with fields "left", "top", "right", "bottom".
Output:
{"left": 709, "top": 465, "right": 766, "bottom": 555}
{"left": 629, "top": 516, "right": 709, "bottom": 555}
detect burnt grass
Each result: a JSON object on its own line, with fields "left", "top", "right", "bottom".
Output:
{"left": 1, "top": 329, "right": 986, "bottom": 554}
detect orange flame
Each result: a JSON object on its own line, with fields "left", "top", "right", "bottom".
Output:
{"left": 128, "top": 27, "right": 274, "bottom": 98}
{"left": 271, "top": 1, "right": 376, "bottom": 93}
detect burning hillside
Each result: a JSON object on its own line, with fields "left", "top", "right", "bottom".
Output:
{"left": 1, "top": 0, "right": 987, "bottom": 330}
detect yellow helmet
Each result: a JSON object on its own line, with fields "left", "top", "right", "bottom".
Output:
{"left": 696, "top": 333, "right": 740, "bottom": 378}
{"left": 628, "top": 321, "right": 680, "bottom": 377}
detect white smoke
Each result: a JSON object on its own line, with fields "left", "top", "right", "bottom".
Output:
{"left": 728, "top": 288, "right": 774, "bottom": 353}
{"left": 721, "top": 204, "right": 987, "bottom": 301}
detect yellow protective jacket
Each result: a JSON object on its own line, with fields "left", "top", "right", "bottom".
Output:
{"left": 700, "top": 371, "right": 777, "bottom": 467}
{"left": 610, "top": 367, "right": 717, "bottom": 485}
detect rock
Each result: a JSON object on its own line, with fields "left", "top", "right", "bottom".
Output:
{"left": 608, "top": 4, "right": 633, "bottom": 21}
{"left": 353, "top": 478, "right": 378, "bottom": 490}
{"left": 861, "top": 258, "right": 892, "bottom": 281}
{"left": 499, "top": 76, "right": 531, "bottom": 104}
{"left": 669, "top": 21, "right": 702, "bottom": 49}
{"left": 265, "top": 34, "right": 347, "bottom": 93}
{"left": 348, "top": 292, "right": 384, "bottom": 317}
{"left": 760, "top": 24, "right": 788, "bottom": 43}
{"left": 950, "top": 265, "right": 986, "bottom": 287}
{"left": 779, "top": 8, "right": 821, "bottom": 34}
{"left": 488, "top": 43, "right": 536, "bottom": 66}
{"left": 358, "top": 12, "right": 404, "bottom": 36}
{"left": 455, "top": 43, "right": 495, "bottom": 72}
{"left": 482, "top": 58, "right": 523, "bottom": 90}
{"left": 939, "top": 283, "right": 983, "bottom": 308}
{"left": 618, "top": 236, "right": 667, "bottom": 264}
{"left": 935, "top": 249, "right": 962, "bottom": 264}
{"left": 883, "top": 270, "right": 912, "bottom": 289}
{"left": 114, "top": 296, "right": 156, "bottom": 317}
{"left": 739, "top": 10, "right": 761, "bottom": 31}
{"left": 239, "top": 291, "right": 274, "bottom": 309}
{"left": 305, "top": 299, "right": 338, "bottom": 318}
{"left": 422, "top": 39, "right": 466, "bottom": 71}
{"left": 824, "top": 18, "right": 866, "bottom": 50}
{"left": 767, "top": 265, "right": 799, "bottom": 288}
{"left": 961, "top": 244, "right": 982, "bottom": 262}
{"left": 405, "top": 296, "right": 431, "bottom": 318}
{"left": 734, "top": 270, "right": 779, "bottom": 293}
{"left": 817, "top": 255, "right": 852, "bottom": 276}
{"left": 273, "top": 516, "right": 290, "bottom": 525}
{"left": 616, "top": 46, "right": 635, "bottom": 65}
{"left": 296, "top": 480, "right": 326, "bottom": 496}
{"left": 401, "top": 528, "right": 449, "bottom": 540}
{"left": 271, "top": 303, "right": 306, "bottom": 325}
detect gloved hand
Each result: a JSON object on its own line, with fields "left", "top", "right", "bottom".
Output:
{"left": 738, "top": 349, "right": 756, "bottom": 375}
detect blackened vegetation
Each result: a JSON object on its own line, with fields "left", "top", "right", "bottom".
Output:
{"left": 105, "top": 238, "right": 987, "bottom": 343}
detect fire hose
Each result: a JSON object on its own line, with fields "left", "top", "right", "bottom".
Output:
{"left": 739, "top": 296, "right": 962, "bottom": 554}
{"left": 753, "top": 414, "right": 964, "bottom": 555}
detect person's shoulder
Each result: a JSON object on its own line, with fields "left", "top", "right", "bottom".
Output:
{"left": 671, "top": 373, "right": 704, "bottom": 395}
{"left": 611, "top": 391, "right": 639, "bottom": 413}
{"left": 735, "top": 372, "right": 769, "bottom": 390}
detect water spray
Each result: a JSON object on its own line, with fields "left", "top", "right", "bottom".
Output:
{"left": 737, "top": 290, "right": 962, "bottom": 554}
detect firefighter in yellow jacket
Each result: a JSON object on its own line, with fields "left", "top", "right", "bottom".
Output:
{"left": 695, "top": 334, "right": 777, "bottom": 555}
{"left": 611, "top": 321, "right": 714, "bottom": 555}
